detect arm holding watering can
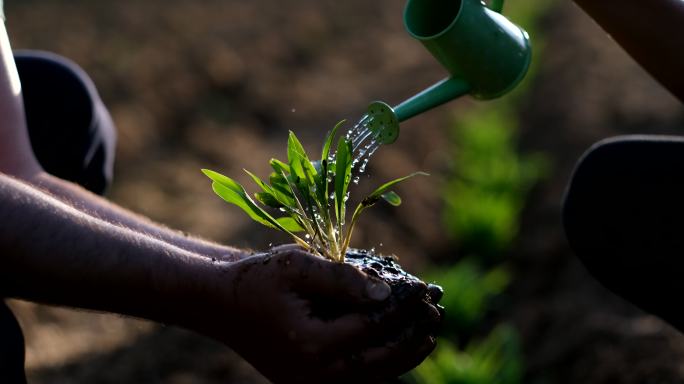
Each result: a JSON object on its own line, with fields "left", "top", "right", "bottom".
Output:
{"left": 562, "top": 0, "right": 684, "bottom": 337}
{"left": 0, "top": 12, "right": 438, "bottom": 384}
{"left": 573, "top": 0, "right": 684, "bottom": 103}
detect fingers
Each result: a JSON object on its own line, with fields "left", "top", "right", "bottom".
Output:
{"left": 269, "top": 243, "right": 307, "bottom": 254}
{"left": 268, "top": 245, "right": 391, "bottom": 304}
{"left": 301, "top": 313, "right": 372, "bottom": 352}
{"left": 362, "top": 335, "right": 437, "bottom": 379}
{"left": 427, "top": 283, "right": 444, "bottom": 303}
{"left": 286, "top": 253, "right": 391, "bottom": 304}
{"left": 326, "top": 334, "right": 437, "bottom": 383}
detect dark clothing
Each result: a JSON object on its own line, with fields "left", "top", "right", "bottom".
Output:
{"left": 1, "top": 51, "right": 116, "bottom": 383}
{"left": 564, "top": 136, "right": 684, "bottom": 333}
{"left": 0, "top": 302, "right": 26, "bottom": 384}
{"left": 15, "top": 50, "right": 116, "bottom": 195}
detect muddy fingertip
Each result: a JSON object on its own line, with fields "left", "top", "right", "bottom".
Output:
{"left": 366, "top": 279, "right": 391, "bottom": 301}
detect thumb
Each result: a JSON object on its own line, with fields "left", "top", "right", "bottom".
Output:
{"left": 290, "top": 255, "right": 391, "bottom": 303}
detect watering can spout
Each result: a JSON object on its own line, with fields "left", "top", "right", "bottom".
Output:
{"left": 393, "top": 77, "right": 470, "bottom": 122}
{"left": 365, "top": 0, "right": 531, "bottom": 145}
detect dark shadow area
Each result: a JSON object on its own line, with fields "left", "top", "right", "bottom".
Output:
{"left": 27, "top": 327, "right": 269, "bottom": 384}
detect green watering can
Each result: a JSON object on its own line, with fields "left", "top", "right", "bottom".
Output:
{"left": 356, "top": 0, "right": 531, "bottom": 147}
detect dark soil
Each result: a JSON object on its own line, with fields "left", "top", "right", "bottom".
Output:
{"left": 345, "top": 249, "right": 444, "bottom": 345}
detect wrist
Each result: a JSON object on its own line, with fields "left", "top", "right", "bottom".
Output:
{"left": 136, "top": 247, "right": 222, "bottom": 326}
{"left": 153, "top": 250, "right": 244, "bottom": 334}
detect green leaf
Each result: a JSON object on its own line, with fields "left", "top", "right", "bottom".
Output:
{"left": 289, "top": 156, "right": 307, "bottom": 184}
{"left": 245, "top": 169, "right": 298, "bottom": 209}
{"left": 202, "top": 169, "right": 246, "bottom": 193}
{"left": 302, "top": 160, "right": 317, "bottom": 187}
{"left": 244, "top": 169, "right": 274, "bottom": 195}
{"left": 363, "top": 172, "right": 429, "bottom": 206}
{"left": 270, "top": 158, "right": 290, "bottom": 175}
{"left": 276, "top": 217, "right": 305, "bottom": 232}
{"left": 334, "top": 137, "right": 353, "bottom": 224}
{"left": 288, "top": 132, "right": 311, "bottom": 180}
{"left": 322, "top": 120, "right": 345, "bottom": 162}
{"left": 319, "top": 120, "right": 344, "bottom": 209}
{"left": 269, "top": 172, "right": 289, "bottom": 192}
{"left": 381, "top": 191, "right": 402, "bottom": 206}
{"left": 203, "top": 169, "right": 294, "bottom": 234}
{"left": 268, "top": 172, "right": 297, "bottom": 205}
{"left": 211, "top": 182, "right": 276, "bottom": 229}
{"left": 288, "top": 130, "right": 308, "bottom": 162}
{"left": 311, "top": 160, "right": 328, "bottom": 209}
{"left": 340, "top": 172, "right": 427, "bottom": 256}
{"left": 255, "top": 192, "right": 283, "bottom": 208}
{"left": 287, "top": 131, "right": 318, "bottom": 188}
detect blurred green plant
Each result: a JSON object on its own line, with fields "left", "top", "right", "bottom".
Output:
{"left": 409, "top": 1, "right": 555, "bottom": 383}
{"left": 443, "top": 106, "right": 547, "bottom": 258}
{"left": 410, "top": 326, "right": 523, "bottom": 384}
{"left": 427, "top": 259, "right": 510, "bottom": 334}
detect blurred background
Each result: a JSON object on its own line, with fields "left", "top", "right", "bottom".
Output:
{"left": 5, "top": 0, "right": 684, "bottom": 383}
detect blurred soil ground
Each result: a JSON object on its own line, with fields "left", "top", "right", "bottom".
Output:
{"left": 4, "top": 0, "right": 684, "bottom": 383}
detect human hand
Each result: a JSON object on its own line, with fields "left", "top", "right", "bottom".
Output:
{"left": 187, "top": 245, "right": 438, "bottom": 383}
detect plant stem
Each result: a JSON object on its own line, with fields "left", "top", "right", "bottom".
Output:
{"left": 280, "top": 171, "right": 318, "bottom": 247}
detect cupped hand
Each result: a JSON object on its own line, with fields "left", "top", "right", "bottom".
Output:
{"left": 189, "top": 245, "right": 437, "bottom": 383}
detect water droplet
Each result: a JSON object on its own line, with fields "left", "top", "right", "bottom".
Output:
{"left": 353, "top": 129, "right": 373, "bottom": 151}
{"left": 279, "top": 208, "right": 287, "bottom": 212}
{"left": 305, "top": 234, "right": 311, "bottom": 240}
{"left": 359, "top": 159, "right": 370, "bottom": 173}
{"left": 291, "top": 108, "right": 297, "bottom": 113}
{"left": 352, "top": 176, "right": 360, "bottom": 184}
{"left": 379, "top": 243, "right": 383, "bottom": 247}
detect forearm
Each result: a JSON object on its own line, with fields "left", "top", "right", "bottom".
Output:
{"left": 0, "top": 173, "right": 221, "bottom": 324}
{"left": 26, "top": 171, "right": 244, "bottom": 262}
{"left": 1, "top": 22, "right": 238, "bottom": 261}
{"left": 574, "top": 0, "right": 684, "bottom": 102}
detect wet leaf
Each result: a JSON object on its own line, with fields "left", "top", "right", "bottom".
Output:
{"left": 287, "top": 131, "right": 317, "bottom": 186}
{"left": 255, "top": 192, "right": 283, "bottom": 208}
{"left": 319, "top": 120, "right": 344, "bottom": 209}
{"left": 277, "top": 217, "right": 305, "bottom": 232}
{"left": 312, "top": 160, "right": 328, "bottom": 209}
{"left": 270, "top": 158, "right": 290, "bottom": 175}
{"left": 322, "top": 120, "right": 345, "bottom": 162}
{"left": 381, "top": 191, "right": 402, "bottom": 206}
{"left": 366, "top": 172, "right": 429, "bottom": 204}
{"left": 288, "top": 132, "right": 308, "bottom": 181}
{"left": 334, "top": 136, "right": 353, "bottom": 224}
{"left": 203, "top": 169, "right": 292, "bottom": 234}
{"left": 245, "top": 169, "right": 275, "bottom": 195}
{"left": 203, "top": 169, "right": 246, "bottom": 194}
{"left": 211, "top": 182, "right": 275, "bottom": 229}
{"left": 341, "top": 172, "right": 427, "bottom": 256}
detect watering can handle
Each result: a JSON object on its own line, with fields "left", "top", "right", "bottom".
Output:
{"left": 488, "top": 0, "right": 505, "bottom": 13}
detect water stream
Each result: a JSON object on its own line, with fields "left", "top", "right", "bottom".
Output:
{"left": 346, "top": 113, "right": 382, "bottom": 182}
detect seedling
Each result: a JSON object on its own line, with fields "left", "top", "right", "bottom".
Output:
{"left": 202, "top": 121, "right": 426, "bottom": 262}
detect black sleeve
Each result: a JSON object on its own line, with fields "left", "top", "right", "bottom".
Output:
{"left": 15, "top": 50, "right": 116, "bottom": 195}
